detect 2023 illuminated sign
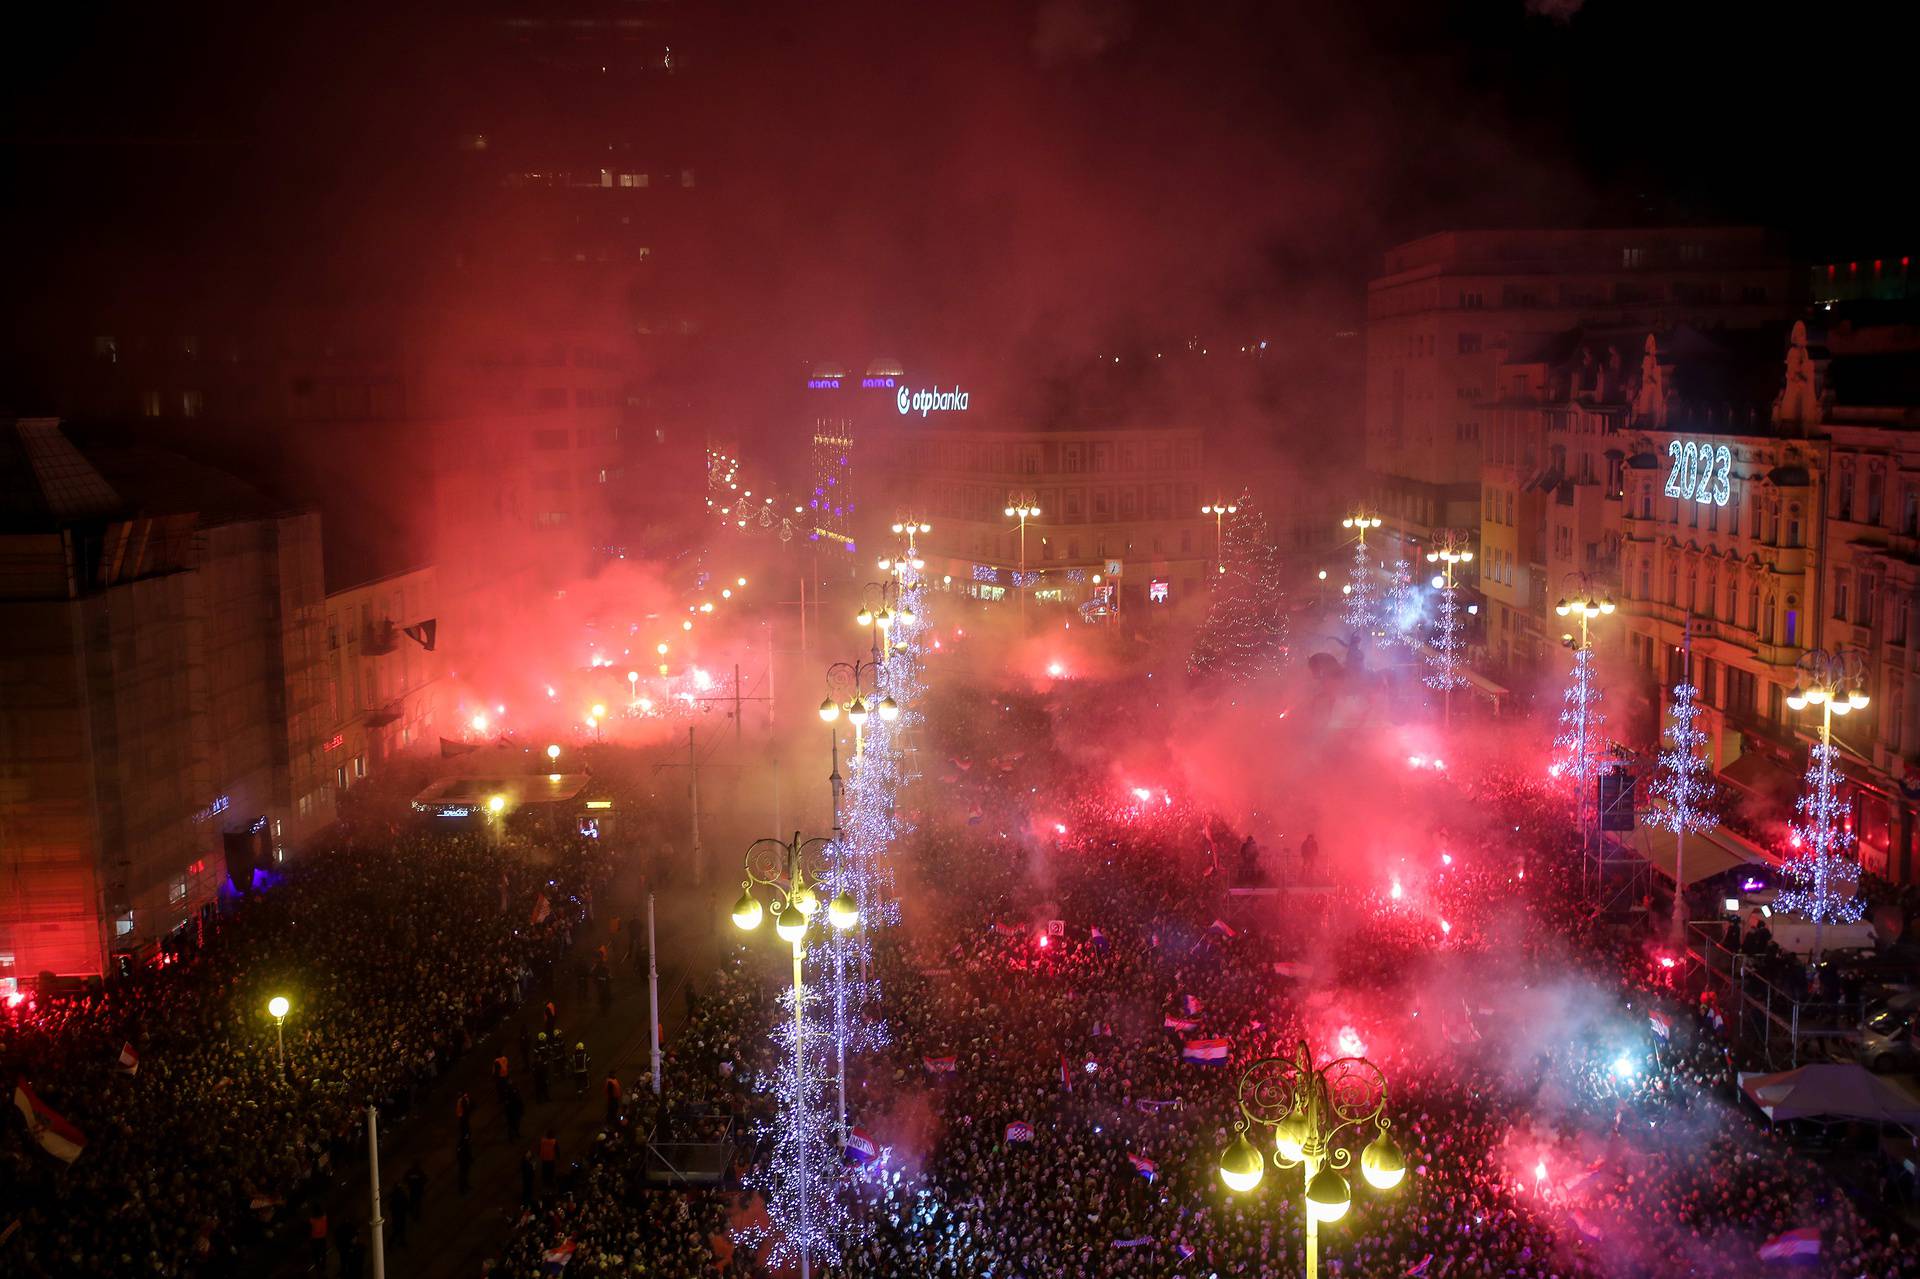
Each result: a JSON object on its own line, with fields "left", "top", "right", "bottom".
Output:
{"left": 1664, "top": 440, "right": 1733, "bottom": 507}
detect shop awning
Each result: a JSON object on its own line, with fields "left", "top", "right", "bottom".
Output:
{"left": 1630, "top": 823, "right": 1771, "bottom": 887}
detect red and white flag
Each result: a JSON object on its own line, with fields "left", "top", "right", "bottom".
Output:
{"left": 1126, "top": 1152, "right": 1158, "bottom": 1180}
{"left": 1182, "top": 994, "right": 1204, "bottom": 1016}
{"left": 1758, "top": 1227, "right": 1820, "bottom": 1260}
{"left": 115, "top": 1043, "right": 139, "bottom": 1075}
{"left": 530, "top": 894, "right": 552, "bottom": 926}
{"left": 1208, "top": 918, "right": 1238, "bottom": 939}
{"left": 923, "top": 1055, "right": 957, "bottom": 1073}
{"left": 1182, "top": 1038, "right": 1231, "bottom": 1064}
{"left": 844, "top": 1129, "right": 880, "bottom": 1165}
{"left": 1004, "top": 1120, "right": 1034, "bottom": 1143}
{"left": 13, "top": 1084, "right": 85, "bottom": 1163}
{"left": 1163, "top": 1015, "right": 1200, "bottom": 1032}
{"left": 542, "top": 1239, "right": 578, "bottom": 1269}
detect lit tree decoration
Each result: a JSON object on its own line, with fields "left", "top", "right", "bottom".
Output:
{"left": 1343, "top": 527, "right": 1379, "bottom": 635}
{"left": 1422, "top": 574, "right": 1466, "bottom": 694}
{"left": 1646, "top": 678, "right": 1718, "bottom": 941}
{"left": 740, "top": 976, "right": 855, "bottom": 1270}
{"left": 1189, "top": 493, "right": 1288, "bottom": 680}
{"left": 1382, "top": 557, "right": 1420, "bottom": 648}
{"left": 1553, "top": 646, "right": 1606, "bottom": 785}
{"left": 1776, "top": 738, "right": 1866, "bottom": 935}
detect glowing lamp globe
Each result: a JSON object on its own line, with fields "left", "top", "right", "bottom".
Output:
{"left": 1786, "top": 693, "right": 1808, "bottom": 711}
{"left": 1305, "top": 1169, "right": 1351, "bottom": 1223}
{"left": 546, "top": 744, "right": 561, "bottom": 762}
{"left": 267, "top": 996, "right": 290, "bottom": 1020}
{"left": 1360, "top": 1129, "right": 1406, "bottom": 1190}
{"left": 856, "top": 608, "right": 875, "bottom": 627}
{"left": 876, "top": 609, "right": 894, "bottom": 630}
{"left": 819, "top": 698, "right": 841, "bottom": 723}
{"left": 1850, "top": 688, "right": 1871, "bottom": 709}
{"left": 591, "top": 704, "right": 606, "bottom": 720}
{"left": 1600, "top": 598, "right": 1617, "bottom": 614}
{"left": 1219, "top": 1131, "right": 1265, "bottom": 1193}
{"left": 627, "top": 670, "right": 639, "bottom": 683}
{"left": 792, "top": 884, "right": 820, "bottom": 918}
{"left": 731, "top": 892, "right": 763, "bottom": 931}
{"left": 774, "top": 906, "right": 808, "bottom": 943}
{"left": 1274, "top": 1109, "right": 1311, "bottom": 1164}
{"left": 847, "top": 698, "right": 870, "bottom": 728}
{"left": 877, "top": 696, "right": 901, "bottom": 722}
{"left": 1555, "top": 600, "right": 1570, "bottom": 616}
{"left": 828, "top": 892, "right": 859, "bottom": 931}
{"left": 487, "top": 795, "right": 506, "bottom": 814}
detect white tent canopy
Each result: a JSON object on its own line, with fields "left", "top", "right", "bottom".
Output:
{"left": 1739, "top": 1063, "right": 1920, "bottom": 1126}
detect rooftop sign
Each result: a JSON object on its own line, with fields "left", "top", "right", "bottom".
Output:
{"left": 897, "top": 385, "right": 970, "bottom": 417}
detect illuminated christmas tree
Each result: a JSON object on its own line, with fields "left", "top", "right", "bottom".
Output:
{"left": 1343, "top": 533, "right": 1377, "bottom": 634}
{"left": 1553, "top": 646, "right": 1606, "bottom": 785}
{"left": 1189, "top": 495, "right": 1288, "bottom": 680}
{"left": 1777, "top": 736, "right": 1865, "bottom": 955}
{"left": 1382, "top": 558, "right": 1420, "bottom": 648}
{"left": 1646, "top": 679, "right": 1717, "bottom": 941}
{"left": 1423, "top": 570, "right": 1466, "bottom": 696}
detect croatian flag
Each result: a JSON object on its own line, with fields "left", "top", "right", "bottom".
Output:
{"left": 1182, "top": 1038, "right": 1231, "bottom": 1064}
{"left": 1127, "top": 1152, "right": 1158, "bottom": 1181}
{"left": 542, "top": 1239, "right": 577, "bottom": 1270}
{"left": 844, "top": 1129, "right": 880, "bottom": 1165}
{"left": 530, "top": 894, "right": 552, "bottom": 926}
{"left": 1648, "top": 1011, "right": 1672, "bottom": 1041}
{"left": 1005, "top": 1120, "right": 1034, "bottom": 1143}
{"left": 12, "top": 1083, "right": 85, "bottom": 1164}
{"left": 115, "top": 1043, "right": 139, "bottom": 1075}
{"left": 1163, "top": 1015, "right": 1200, "bottom": 1032}
{"left": 1090, "top": 1020, "right": 1111, "bottom": 1037}
{"left": 1209, "top": 918, "right": 1238, "bottom": 939}
{"left": 924, "top": 1055, "right": 957, "bottom": 1073}
{"left": 1757, "top": 1227, "right": 1821, "bottom": 1260}
{"left": 1177, "top": 1241, "right": 1196, "bottom": 1260}
{"left": 1182, "top": 994, "right": 1204, "bottom": 1016}
{"left": 1089, "top": 926, "right": 1109, "bottom": 950}
{"left": 1060, "top": 1056, "right": 1073, "bottom": 1091}
{"left": 1405, "top": 1254, "right": 1433, "bottom": 1276}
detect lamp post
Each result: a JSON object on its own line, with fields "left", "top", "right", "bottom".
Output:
{"left": 820, "top": 657, "right": 896, "bottom": 759}
{"left": 731, "top": 832, "right": 858, "bottom": 1279}
{"left": 1553, "top": 578, "right": 1616, "bottom": 854}
{"left": 1423, "top": 531, "right": 1474, "bottom": 728}
{"left": 1218, "top": 1040, "right": 1403, "bottom": 1279}
{"left": 1203, "top": 500, "right": 1240, "bottom": 576}
{"left": 1005, "top": 492, "right": 1040, "bottom": 625}
{"left": 267, "top": 995, "right": 291, "bottom": 1075}
{"left": 486, "top": 793, "right": 506, "bottom": 848}
{"left": 856, "top": 580, "right": 912, "bottom": 661}
{"left": 590, "top": 705, "right": 606, "bottom": 743}
{"left": 1783, "top": 648, "right": 1871, "bottom": 965}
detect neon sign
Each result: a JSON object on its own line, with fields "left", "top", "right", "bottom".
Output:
{"left": 896, "top": 385, "right": 970, "bottom": 417}
{"left": 861, "top": 376, "right": 896, "bottom": 389}
{"left": 193, "top": 796, "right": 230, "bottom": 824}
{"left": 1664, "top": 441, "right": 1733, "bottom": 507}
{"left": 806, "top": 377, "right": 842, "bottom": 390}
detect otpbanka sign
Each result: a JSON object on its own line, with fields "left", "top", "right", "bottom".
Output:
{"left": 896, "top": 385, "right": 970, "bottom": 417}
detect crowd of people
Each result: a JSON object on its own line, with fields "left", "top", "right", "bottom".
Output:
{"left": 1, "top": 808, "right": 612, "bottom": 1278}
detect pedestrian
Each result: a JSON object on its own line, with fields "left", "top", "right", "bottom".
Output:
{"left": 532, "top": 1044, "right": 551, "bottom": 1104}
{"left": 455, "top": 1089, "right": 473, "bottom": 1142}
{"left": 539, "top": 1129, "right": 559, "bottom": 1186}
{"left": 491, "top": 1049, "right": 510, "bottom": 1101}
{"left": 520, "top": 1148, "right": 538, "bottom": 1207}
{"left": 543, "top": 999, "right": 558, "bottom": 1035}
{"left": 603, "top": 1069, "right": 623, "bottom": 1126}
{"left": 307, "top": 1206, "right": 329, "bottom": 1273}
{"left": 503, "top": 1080, "right": 525, "bottom": 1138}
{"left": 569, "top": 1040, "right": 590, "bottom": 1098}
{"left": 403, "top": 1160, "right": 427, "bottom": 1224}
{"left": 456, "top": 1132, "right": 474, "bottom": 1195}
{"left": 593, "top": 957, "right": 613, "bottom": 1014}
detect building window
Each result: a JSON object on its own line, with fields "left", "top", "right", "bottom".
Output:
{"left": 1868, "top": 472, "right": 1885, "bottom": 525}
{"left": 141, "top": 389, "right": 163, "bottom": 417}
{"left": 1785, "top": 597, "right": 1800, "bottom": 646}
{"left": 1833, "top": 571, "right": 1850, "bottom": 620}
{"left": 1622, "top": 246, "right": 1645, "bottom": 269}
{"left": 1785, "top": 504, "right": 1803, "bottom": 547}
{"left": 1666, "top": 562, "right": 1678, "bottom": 605}
{"left": 94, "top": 335, "right": 117, "bottom": 362}
{"left": 1761, "top": 595, "right": 1775, "bottom": 642}
{"left": 1457, "top": 333, "right": 1481, "bottom": 355}
{"left": 1728, "top": 496, "right": 1740, "bottom": 536}
{"left": 1906, "top": 488, "right": 1919, "bottom": 537}
{"left": 1895, "top": 597, "right": 1910, "bottom": 647}
{"left": 1860, "top": 576, "right": 1877, "bottom": 629}
{"left": 1838, "top": 469, "right": 1855, "bottom": 520}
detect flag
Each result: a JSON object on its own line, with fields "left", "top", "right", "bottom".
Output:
{"left": 844, "top": 1130, "right": 879, "bottom": 1165}
{"left": 1648, "top": 1010, "right": 1672, "bottom": 1041}
{"left": 1127, "top": 1152, "right": 1158, "bottom": 1181}
{"left": 542, "top": 1239, "right": 578, "bottom": 1269}
{"left": 1571, "top": 1212, "right": 1603, "bottom": 1241}
{"left": 923, "top": 1055, "right": 957, "bottom": 1073}
{"left": 1562, "top": 1157, "right": 1607, "bottom": 1193}
{"left": 1182, "top": 1038, "right": 1231, "bottom": 1064}
{"left": 402, "top": 619, "right": 437, "bottom": 651}
{"left": 12, "top": 1084, "right": 85, "bottom": 1164}
{"left": 1758, "top": 1227, "right": 1820, "bottom": 1260}
{"left": 1272, "top": 961, "right": 1313, "bottom": 979}
{"left": 1209, "top": 918, "right": 1238, "bottom": 938}
{"left": 249, "top": 1194, "right": 283, "bottom": 1213}
{"left": 115, "top": 1043, "right": 139, "bottom": 1075}
{"left": 1004, "top": 1121, "right": 1034, "bottom": 1143}
{"left": 992, "top": 922, "right": 1023, "bottom": 937}
{"left": 530, "top": 894, "right": 551, "bottom": 925}
{"left": 1112, "top": 1235, "right": 1153, "bottom": 1248}
{"left": 1090, "top": 1020, "right": 1110, "bottom": 1037}
{"left": 440, "top": 737, "right": 481, "bottom": 758}
{"left": 1163, "top": 1015, "right": 1200, "bottom": 1032}
{"left": 1405, "top": 1254, "right": 1433, "bottom": 1276}
{"left": 1089, "top": 925, "right": 1109, "bottom": 949}
{"left": 1136, "top": 1098, "right": 1179, "bottom": 1114}
{"left": 1177, "top": 1241, "right": 1196, "bottom": 1260}
{"left": 1060, "top": 1056, "right": 1072, "bottom": 1092}
{"left": 1182, "top": 994, "right": 1204, "bottom": 1016}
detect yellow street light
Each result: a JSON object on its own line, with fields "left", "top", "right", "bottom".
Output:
{"left": 877, "top": 696, "right": 901, "bottom": 722}
{"left": 732, "top": 891, "right": 764, "bottom": 931}
{"left": 487, "top": 794, "right": 506, "bottom": 814}
{"left": 1220, "top": 1130, "right": 1265, "bottom": 1192}
{"left": 828, "top": 893, "right": 858, "bottom": 930}
{"left": 546, "top": 744, "right": 561, "bottom": 762}
{"left": 819, "top": 698, "right": 841, "bottom": 722}
{"left": 856, "top": 607, "right": 875, "bottom": 627}
{"left": 847, "top": 697, "right": 870, "bottom": 728}
{"left": 268, "top": 995, "right": 290, "bottom": 1020}
{"left": 774, "top": 905, "right": 808, "bottom": 943}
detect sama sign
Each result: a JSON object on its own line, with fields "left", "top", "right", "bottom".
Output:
{"left": 1663, "top": 440, "right": 1734, "bottom": 507}
{"left": 896, "top": 385, "right": 970, "bottom": 417}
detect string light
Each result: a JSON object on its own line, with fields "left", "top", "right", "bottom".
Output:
{"left": 1553, "top": 646, "right": 1606, "bottom": 785}
{"left": 1189, "top": 493, "right": 1288, "bottom": 680}
{"left": 1776, "top": 737, "right": 1866, "bottom": 929}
